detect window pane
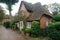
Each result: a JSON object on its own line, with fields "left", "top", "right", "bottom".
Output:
{"left": 46, "top": 21, "right": 48, "bottom": 26}
{"left": 26, "top": 22, "right": 31, "bottom": 28}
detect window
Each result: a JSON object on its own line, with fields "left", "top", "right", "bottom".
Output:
{"left": 46, "top": 21, "right": 48, "bottom": 26}
{"left": 26, "top": 22, "right": 31, "bottom": 28}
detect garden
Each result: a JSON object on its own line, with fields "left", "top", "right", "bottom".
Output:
{"left": 22, "top": 18, "right": 60, "bottom": 40}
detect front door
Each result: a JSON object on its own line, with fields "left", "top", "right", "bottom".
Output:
{"left": 20, "top": 21, "right": 24, "bottom": 30}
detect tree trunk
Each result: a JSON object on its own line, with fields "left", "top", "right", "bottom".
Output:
{"left": 8, "top": 3, "right": 12, "bottom": 21}
{"left": 9, "top": 11, "right": 12, "bottom": 21}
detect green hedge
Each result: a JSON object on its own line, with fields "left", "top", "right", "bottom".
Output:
{"left": 44, "top": 22, "right": 60, "bottom": 40}
{"left": 30, "top": 22, "right": 60, "bottom": 40}
{"left": 30, "top": 21, "right": 40, "bottom": 37}
{"left": 3, "top": 21, "right": 17, "bottom": 29}
{"left": 22, "top": 28, "right": 31, "bottom": 33}
{"left": 53, "top": 14, "right": 60, "bottom": 22}
{"left": 22, "top": 21, "right": 60, "bottom": 40}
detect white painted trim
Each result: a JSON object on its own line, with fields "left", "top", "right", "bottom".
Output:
{"left": 20, "top": 21, "right": 24, "bottom": 30}
{"left": 46, "top": 21, "right": 48, "bottom": 26}
{"left": 26, "top": 22, "right": 31, "bottom": 28}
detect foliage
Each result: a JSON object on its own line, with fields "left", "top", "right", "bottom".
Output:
{"left": 41, "top": 22, "right": 60, "bottom": 40}
{"left": 53, "top": 14, "right": 60, "bottom": 22}
{"left": 9, "top": 22, "right": 15, "bottom": 29}
{"left": 18, "top": 11, "right": 26, "bottom": 29}
{"left": 50, "top": 3, "right": 60, "bottom": 15}
{"left": 3, "top": 21, "right": 17, "bottom": 30}
{"left": 0, "top": 0, "right": 19, "bottom": 11}
{"left": 0, "top": 0, "right": 19, "bottom": 21}
{"left": 30, "top": 21, "right": 40, "bottom": 37}
{"left": 0, "top": 6, "right": 5, "bottom": 21}
{"left": 46, "top": 27, "right": 60, "bottom": 40}
{"left": 21, "top": 21, "right": 60, "bottom": 40}
{"left": 32, "top": 22, "right": 60, "bottom": 40}
{"left": 3, "top": 21, "right": 10, "bottom": 28}
{"left": 22, "top": 28, "right": 31, "bottom": 33}
{"left": 49, "top": 22, "right": 60, "bottom": 31}
{"left": 18, "top": 11, "right": 25, "bottom": 20}
{"left": 43, "top": 3, "right": 60, "bottom": 15}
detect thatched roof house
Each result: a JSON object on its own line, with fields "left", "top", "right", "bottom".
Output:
{"left": 18, "top": 1, "right": 53, "bottom": 29}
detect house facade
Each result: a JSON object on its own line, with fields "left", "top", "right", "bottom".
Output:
{"left": 2, "top": 15, "right": 11, "bottom": 24}
{"left": 18, "top": 1, "right": 52, "bottom": 29}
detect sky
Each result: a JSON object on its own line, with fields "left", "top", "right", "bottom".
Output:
{"left": 0, "top": 0, "right": 60, "bottom": 16}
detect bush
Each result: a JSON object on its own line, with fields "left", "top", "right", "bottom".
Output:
{"left": 53, "top": 14, "right": 60, "bottom": 22}
{"left": 3, "top": 21, "right": 11, "bottom": 28}
{"left": 30, "top": 21, "right": 40, "bottom": 37}
{"left": 3, "top": 21, "right": 16, "bottom": 29}
{"left": 45, "top": 27, "right": 60, "bottom": 40}
{"left": 22, "top": 28, "right": 31, "bottom": 33}
{"left": 44, "top": 22, "right": 60, "bottom": 40}
{"left": 48, "top": 22, "right": 60, "bottom": 31}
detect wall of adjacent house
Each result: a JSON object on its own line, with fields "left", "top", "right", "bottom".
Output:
{"left": 2, "top": 18, "right": 11, "bottom": 24}
{"left": 20, "top": 3, "right": 30, "bottom": 19}
{"left": 40, "top": 15, "right": 52, "bottom": 29}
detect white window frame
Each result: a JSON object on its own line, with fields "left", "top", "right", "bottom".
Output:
{"left": 20, "top": 21, "right": 24, "bottom": 30}
{"left": 46, "top": 21, "right": 48, "bottom": 26}
{"left": 26, "top": 22, "right": 31, "bottom": 28}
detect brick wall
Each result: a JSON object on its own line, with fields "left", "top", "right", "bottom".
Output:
{"left": 20, "top": 3, "right": 30, "bottom": 19}
{"left": 40, "top": 15, "right": 52, "bottom": 28}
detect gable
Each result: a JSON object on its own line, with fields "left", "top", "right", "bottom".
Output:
{"left": 20, "top": 3, "right": 30, "bottom": 19}
{"left": 20, "top": 3, "right": 27, "bottom": 12}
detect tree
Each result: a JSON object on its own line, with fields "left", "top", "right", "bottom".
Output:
{"left": 53, "top": 14, "right": 60, "bottom": 22}
{"left": 43, "top": 3, "right": 60, "bottom": 15}
{"left": 0, "top": 6, "right": 5, "bottom": 22}
{"left": 48, "top": 3, "right": 60, "bottom": 15}
{"left": 0, "top": 0, "right": 19, "bottom": 20}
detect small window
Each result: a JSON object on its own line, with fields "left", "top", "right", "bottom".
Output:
{"left": 46, "top": 21, "right": 48, "bottom": 26}
{"left": 26, "top": 22, "right": 31, "bottom": 28}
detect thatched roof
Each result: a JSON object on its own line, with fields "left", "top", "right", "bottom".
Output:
{"left": 19, "top": 1, "right": 53, "bottom": 21}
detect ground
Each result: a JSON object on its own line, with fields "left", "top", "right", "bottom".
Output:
{"left": 0, "top": 25, "right": 26, "bottom": 40}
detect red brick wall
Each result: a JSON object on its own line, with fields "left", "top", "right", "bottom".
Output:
{"left": 20, "top": 3, "right": 30, "bottom": 19}
{"left": 40, "top": 15, "right": 52, "bottom": 29}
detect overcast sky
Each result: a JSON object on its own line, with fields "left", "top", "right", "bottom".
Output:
{"left": 0, "top": 0, "right": 60, "bottom": 16}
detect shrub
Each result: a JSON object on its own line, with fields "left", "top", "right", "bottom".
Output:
{"left": 53, "top": 14, "right": 60, "bottom": 22}
{"left": 3, "top": 21, "right": 11, "bottom": 28}
{"left": 25, "top": 28, "right": 31, "bottom": 33}
{"left": 30, "top": 21, "right": 40, "bottom": 37}
{"left": 45, "top": 22, "right": 60, "bottom": 40}
{"left": 48, "top": 22, "right": 60, "bottom": 31}
{"left": 45, "top": 27, "right": 60, "bottom": 40}
{"left": 3, "top": 21, "right": 16, "bottom": 29}
{"left": 22, "top": 28, "right": 31, "bottom": 33}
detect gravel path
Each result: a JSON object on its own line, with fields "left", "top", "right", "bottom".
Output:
{"left": 0, "top": 26, "right": 25, "bottom": 40}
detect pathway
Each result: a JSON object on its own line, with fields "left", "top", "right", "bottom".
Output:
{"left": 0, "top": 26, "right": 25, "bottom": 40}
